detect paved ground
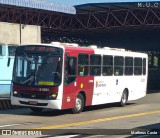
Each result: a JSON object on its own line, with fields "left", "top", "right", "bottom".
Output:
{"left": 0, "top": 92, "right": 160, "bottom": 138}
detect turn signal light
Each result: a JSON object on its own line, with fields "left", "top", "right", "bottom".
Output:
{"left": 51, "top": 93, "right": 57, "bottom": 98}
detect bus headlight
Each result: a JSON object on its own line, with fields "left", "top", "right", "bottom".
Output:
{"left": 13, "top": 91, "right": 18, "bottom": 95}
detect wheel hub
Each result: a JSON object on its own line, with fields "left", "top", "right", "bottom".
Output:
{"left": 76, "top": 98, "right": 82, "bottom": 111}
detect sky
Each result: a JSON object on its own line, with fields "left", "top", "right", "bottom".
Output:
{"left": 48, "top": 0, "right": 160, "bottom": 6}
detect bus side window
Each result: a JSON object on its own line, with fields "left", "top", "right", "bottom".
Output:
{"left": 134, "top": 58, "right": 142, "bottom": 75}
{"left": 0, "top": 45, "right": 2, "bottom": 56}
{"left": 90, "top": 54, "right": 101, "bottom": 76}
{"left": 8, "top": 46, "right": 17, "bottom": 56}
{"left": 114, "top": 56, "right": 124, "bottom": 76}
{"left": 78, "top": 54, "right": 88, "bottom": 76}
{"left": 102, "top": 55, "right": 113, "bottom": 76}
{"left": 143, "top": 58, "right": 146, "bottom": 75}
{"left": 65, "top": 57, "right": 77, "bottom": 85}
{"left": 0, "top": 45, "right": 6, "bottom": 58}
{"left": 125, "top": 57, "right": 133, "bottom": 76}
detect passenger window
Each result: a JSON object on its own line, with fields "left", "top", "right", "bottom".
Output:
{"left": 78, "top": 54, "right": 88, "bottom": 76}
{"left": 90, "top": 54, "right": 101, "bottom": 76}
{"left": 125, "top": 57, "right": 133, "bottom": 75}
{"left": 134, "top": 58, "right": 142, "bottom": 75}
{"left": 114, "top": 56, "right": 124, "bottom": 76}
{"left": 65, "top": 57, "right": 77, "bottom": 85}
{"left": 0, "top": 45, "right": 2, "bottom": 56}
{"left": 103, "top": 55, "right": 113, "bottom": 76}
{"left": 8, "top": 46, "right": 17, "bottom": 56}
{"left": 143, "top": 58, "right": 146, "bottom": 75}
{"left": 0, "top": 45, "right": 6, "bottom": 56}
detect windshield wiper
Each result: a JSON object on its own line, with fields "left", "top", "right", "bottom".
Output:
{"left": 51, "top": 72, "right": 61, "bottom": 76}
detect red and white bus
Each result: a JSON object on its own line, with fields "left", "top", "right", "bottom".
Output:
{"left": 11, "top": 43, "right": 148, "bottom": 113}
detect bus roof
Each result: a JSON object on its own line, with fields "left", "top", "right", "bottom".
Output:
{"left": 19, "top": 43, "right": 147, "bottom": 57}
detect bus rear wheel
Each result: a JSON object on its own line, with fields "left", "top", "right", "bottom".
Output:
{"left": 120, "top": 89, "right": 128, "bottom": 107}
{"left": 30, "top": 107, "right": 43, "bottom": 113}
{"left": 72, "top": 94, "right": 84, "bottom": 114}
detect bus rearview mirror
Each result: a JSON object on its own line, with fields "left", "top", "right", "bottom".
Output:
{"left": 7, "top": 57, "right": 11, "bottom": 67}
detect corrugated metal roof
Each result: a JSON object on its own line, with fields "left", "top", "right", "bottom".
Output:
{"left": 0, "top": 0, "right": 76, "bottom": 14}
{"left": 75, "top": 1, "right": 158, "bottom": 13}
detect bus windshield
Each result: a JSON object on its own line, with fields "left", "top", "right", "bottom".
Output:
{"left": 13, "top": 54, "right": 62, "bottom": 87}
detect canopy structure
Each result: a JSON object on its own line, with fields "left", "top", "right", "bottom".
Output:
{"left": 0, "top": 0, "right": 76, "bottom": 14}
{"left": 75, "top": 1, "right": 159, "bottom": 13}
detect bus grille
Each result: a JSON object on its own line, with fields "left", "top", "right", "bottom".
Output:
{"left": 19, "top": 101, "right": 48, "bottom": 106}
{"left": 17, "top": 92, "right": 49, "bottom": 100}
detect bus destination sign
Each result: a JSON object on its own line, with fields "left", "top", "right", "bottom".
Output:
{"left": 25, "top": 46, "right": 56, "bottom": 52}
{"left": 16, "top": 45, "right": 62, "bottom": 54}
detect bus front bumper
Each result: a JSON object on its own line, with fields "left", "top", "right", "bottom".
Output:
{"left": 11, "top": 96, "right": 62, "bottom": 109}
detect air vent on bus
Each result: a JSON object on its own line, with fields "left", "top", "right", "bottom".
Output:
{"left": 103, "top": 47, "right": 111, "bottom": 50}
{"left": 51, "top": 42, "right": 61, "bottom": 45}
{"left": 51, "top": 42, "right": 79, "bottom": 47}
{"left": 89, "top": 45, "right": 97, "bottom": 48}
{"left": 103, "top": 47, "right": 125, "bottom": 51}
{"left": 66, "top": 43, "right": 79, "bottom": 47}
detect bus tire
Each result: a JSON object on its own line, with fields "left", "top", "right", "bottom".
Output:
{"left": 120, "top": 89, "right": 128, "bottom": 107}
{"left": 72, "top": 94, "right": 84, "bottom": 114}
{"left": 30, "top": 107, "right": 43, "bottom": 113}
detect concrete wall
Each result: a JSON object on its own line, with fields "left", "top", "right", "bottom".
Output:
{"left": 0, "top": 22, "right": 41, "bottom": 98}
{"left": 0, "top": 22, "right": 41, "bottom": 45}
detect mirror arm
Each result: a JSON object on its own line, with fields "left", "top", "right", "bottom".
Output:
{"left": 7, "top": 57, "right": 11, "bottom": 67}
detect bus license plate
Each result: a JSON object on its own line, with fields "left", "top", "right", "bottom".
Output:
{"left": 29, "top": 101, "right": 38, "bottom": 105}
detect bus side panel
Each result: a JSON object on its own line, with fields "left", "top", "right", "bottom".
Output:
{"left": 61, "top": 49, "right": 94, "bottom": 110}
{"left": 128, "top": 56, "right": 148, "bottom": 101}
{"left": 62, "top": 83, "right": 78, "bottom": 109}
{"left": 62, "top": 76, "right": 94, "bottom": 110}
{"left": 0, "top": 45, "right": 14, "bottom": 97}
{"left": 91, "top": 51, "right": 148, "bottom": 105}
{"left": 92, "top": 76, "right": 124, "bottom": 105}
{"left": 128, "top": 76, "right": 147, "bottom": 101}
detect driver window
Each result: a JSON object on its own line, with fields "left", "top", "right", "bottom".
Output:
{"left": 65, "top": 57, "right": 77, "bottom": 85}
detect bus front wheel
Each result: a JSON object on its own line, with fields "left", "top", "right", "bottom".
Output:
{"left": 72, "top": 94, "right": 84, "bottom": 114}
{"left": 120, "top": 89, "right": 128, "bottom": 107}
{"left": 30, "top": 107, "right": 43, "bottom": 113}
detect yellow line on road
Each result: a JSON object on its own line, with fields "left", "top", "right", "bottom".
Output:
{"left": 36, "top": 110, "right": 160, "bottom": 129}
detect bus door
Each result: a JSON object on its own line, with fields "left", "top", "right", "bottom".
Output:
{"left": 62, "top": 53, "right": 77, "bottom": 109}
{"left": 62, "top": 53, "right": 94, "bottom": 109}
{"left": 77, "top": 53, "right": 94, "bottom": 106}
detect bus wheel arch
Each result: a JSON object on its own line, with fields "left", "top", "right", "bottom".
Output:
{"left": 72, "top": 91, "right": 86, "bottom": 114}
{"left": 79, "top": 91, "right": 86, "bottom": 106}
{"left": 120, "top": 88, "right": 129, "bottom": 107}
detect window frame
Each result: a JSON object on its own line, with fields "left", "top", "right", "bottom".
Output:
{"left": 8, "top": 45, "right": 17, "bottom": 57}
{"left": 125, "top": 57, "right": 133, "bottom": 76}
{"left": 114, "top": 56, "right": 124, "bottom": 76}
{"left": 143, "top": 58, "right": 146, "bottom": 75}
{"left": 102, "top": 55, "right": 113, "bottom": 76}
{"left": 90, "top": 54, "right": 102, "bottom": 76}
{"left": 134, "top": 57, "right": 142, "bottom": 76}
{"left": 65, "top": 56, "right": 77, "bottom": 85}
{"left": 78, "top": 53, "right": 89, "bottom": 76}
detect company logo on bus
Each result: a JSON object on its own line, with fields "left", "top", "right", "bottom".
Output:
{"left": 96, "top": 81, "right": 106, "bottom": 88}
